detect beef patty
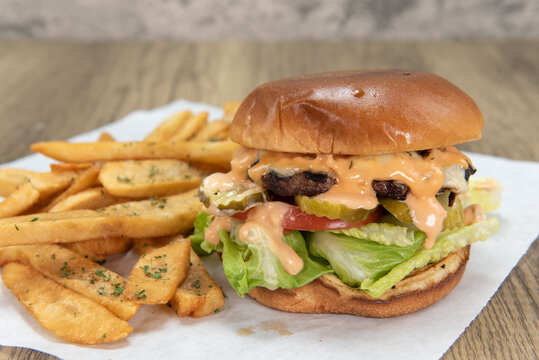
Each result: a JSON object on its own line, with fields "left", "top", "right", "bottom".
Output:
{"left": 261, "top": 165, "right": 474, "bottom": 201}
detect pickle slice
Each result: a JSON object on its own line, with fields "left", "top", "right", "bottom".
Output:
{"left": 379, "top": 190, "right": 464, "bottom": 230}
{"left": 295, "top": 195, "right": 374, "bottom": 222}
{"left": 438, "top": 190, "right": 464, "bottom": 230}
{"left": 201, "top": 185, "right": 268, "bottom": 213}
{"left": 378, "top": 198, "right": 413, "bottom": 223}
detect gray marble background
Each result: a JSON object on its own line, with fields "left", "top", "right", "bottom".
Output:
{"left": 0, "top": 0, "right": 538, "bottom": 39}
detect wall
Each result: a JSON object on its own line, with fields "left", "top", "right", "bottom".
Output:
{"left": 1, "top": 0, "right": 538, "bottom": 39}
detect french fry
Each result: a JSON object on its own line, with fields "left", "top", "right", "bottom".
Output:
{"left": 0, "top": 244, "right": 139, "bottom": 320}
{"left": 50, "top": 162, "right": 94, "bottom": 172}
{"left": 75, "top": 237, "right": 133, "bottom": 257}
{"left": 2, "top": 262, "right": 132, "bottom": 344}
{"left": 169, "top": 249, "right": 225, "bottom": 318}
{"left": 61, "top": 242, "right": 106, "bottom": 262}
{"left": 125, "top": 236, "right": 191, "bottom": 304}
{"left": 0, "top": 182, "right": 40, "bottom": 219}
{"left": 98, "top": 132, "right": 116, "bottom": 142}
{"left": 0, "top": 189, "right": 201, "bottom": 247}
{"left": 191, "top": 120, "right": 230, "bottom": 142}
{"left": 145, "top": 111, "right": 193, "bottom": 142}
{"left": 0, "top": 169, "right": 77, "bottom": 200}
{"left": 30, "top": 140, "right": 238, "bottom": 166}
{"left": 0, "top": 168, "right": 32, "bottom": 196}
{"left": 134, "top": 238, "right": 224, "bottom": 317}
{"left": 222, "top": 101, "right": 241, "bottom": 122}
{"left": 170, "top": 112, "right": 208, "bottom": 142}
{"left": 44, "top": 165, "right": 101, "bottom": 211}
{"left": 99, "top": 160, "right": 204, "bottom": 198}
{"left": 49, "top": 187, "right": 131, "bottom": 212}
{"left": 134, "top": 237, "right": 176, "bottom": 255}
{"left": 0, "top": 169, "right": 76, "bottom": 199}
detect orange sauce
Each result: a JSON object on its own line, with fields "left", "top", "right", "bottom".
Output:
{"left": 204, "top": 216, "right": 232, "bottom": 245}
{"left": 463, "top": 204, "right": 485, "bottom": 225}
{"left": 202, "top": 146, "right": 259, "bottom": 192}
{"left": 238, "top": 202, "right": 303, "bottom": 275}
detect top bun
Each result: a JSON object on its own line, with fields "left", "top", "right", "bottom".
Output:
{"left": 230, "top": 70, "right": 483, "bottom": 155}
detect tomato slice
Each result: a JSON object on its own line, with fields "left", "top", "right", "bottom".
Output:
{"left": 232, "top": 205, "right": 383, "bottom": 231}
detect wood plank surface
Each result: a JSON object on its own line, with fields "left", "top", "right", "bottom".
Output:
{"left": 0, "top": 40, "right": 537, "bottom": 360}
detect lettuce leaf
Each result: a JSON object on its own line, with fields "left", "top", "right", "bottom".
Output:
{"left": 188, "top": 211, "right": 217, "bottom": 256}
{"left": 330, "top": 222, "right": 417, "bottom": 246}
{"left": 221, "top": 230, "right": 333, "bottom": 297}
{"left": 360, "top": 217, "right": 499, "bottom": 298}
{"left": 308, "top": 228, "right": 425, "bottom": 286}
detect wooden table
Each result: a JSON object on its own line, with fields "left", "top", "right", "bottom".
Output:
{"left": 0, "top": 40, "right": 537, "bottom": 360}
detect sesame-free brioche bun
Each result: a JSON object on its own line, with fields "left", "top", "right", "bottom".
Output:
{"left": 248, "top": 246, "right": 470, "bottom": 318}
{"left": 230, "top": 70, "right": 483, "bottom": 155}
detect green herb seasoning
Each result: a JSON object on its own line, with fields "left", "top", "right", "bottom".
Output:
{"left": 117, "top": 176, "right": 132, "bottom": 184}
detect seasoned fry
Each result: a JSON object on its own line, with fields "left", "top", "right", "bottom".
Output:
{"left": 0, "top": 169, "right": 76, "bottom": 199}
{"left": 44, "top": 165, "right": 101, "bottom": 211}
{"left": 134, "top": 238, "right": 224, "bottom": 317}
{"left": 50, "top": 162, "right": 94, "bottom": 172}
{"left": 0, "top": 182, "right": 40, "bottom": 219}
{"left": 30, "top": 140, "right": 238, "bottom": 166}
{"left": 170, "top": 249, "right": 225, "bottom": 318}
{"left": 191, "top": 120, "right": 230, "bottom": 142}
{"left": 2, "top": 262, "right": 132, "bottom": 344}
{"left": 61, "top": 242, "right": 106, "bottom": 262}
{"left": 98, "top": 132, "right": 116, "bottom": 142}
{"left": 0, "top": 189, "right": 201, "bottom": 246}
{"left": 170, "top": 112, "right": 208, "bottom": 142}
{"left": 125, "top": 236, "right": 191, "bottom": 304}
{"left": 222, "top": 101, "right": 241, "bottom": 122}
{"left": 28, "top": 171, "right": 77, "bottom": 200}
{"left": 0, "top": 168, "right": 32, "bottom": 196}
{"left": 0, "top": 244, "right": 139, "bottom": 320}
{"left": 76, "top": 237, "right": 133, "bottom": 257}
{"left": 0, "top": 169, "right": 77, "bottom": 201}
{"left": 99, "top": 160, "right": 204, "bottom": 198}
{"left": 49, "top": 187, "right": 131, "bottom": 212}
{"left": 134, "top": 236, "right": 175, "bottom": 255}
{"left": 145, "top": 111, "right": 193, "bottom": 142}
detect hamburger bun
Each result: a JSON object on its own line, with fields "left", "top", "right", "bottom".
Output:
{"left": 248, "top": 245, "right": 470, "bottom": 318}
{"left": 230, "top": 70, "right": 483, "bottom": 155}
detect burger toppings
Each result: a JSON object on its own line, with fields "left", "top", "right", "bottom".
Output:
{"left": 192, "top": 146, "right": 499, "bottom": 299}
{"left": 200, "top": 145, "right": 473, "bottom": 251}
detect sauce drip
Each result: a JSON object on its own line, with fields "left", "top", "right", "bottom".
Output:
{"left": 238, "top": 202, "right": 303, "bottom": 275}
{"left": 463, "top": 204, "right": 485, "bottom": 225}
{"left": 202, "top": 146, "right": 259, "bottom": 192}
{"left": 204, "top": 216, "right": 232, "bottom": 245}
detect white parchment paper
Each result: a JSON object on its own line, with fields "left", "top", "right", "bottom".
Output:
{"left": 0, "top": 99, "right": 537, "bottom": 360}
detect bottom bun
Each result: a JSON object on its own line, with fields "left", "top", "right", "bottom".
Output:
{"left": 248, "top": 245, "right": 470, "bottom": 318}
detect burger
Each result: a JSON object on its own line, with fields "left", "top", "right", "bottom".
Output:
{"left": 191, "top": 70, "right": 499, "bottom": 317}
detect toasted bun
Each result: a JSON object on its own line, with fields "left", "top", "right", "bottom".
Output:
{"left": 230, "top": 70, "right": 483, "bottom": 155}
{"left": 248, "top": 245, "right": 470, "bottom": 318}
